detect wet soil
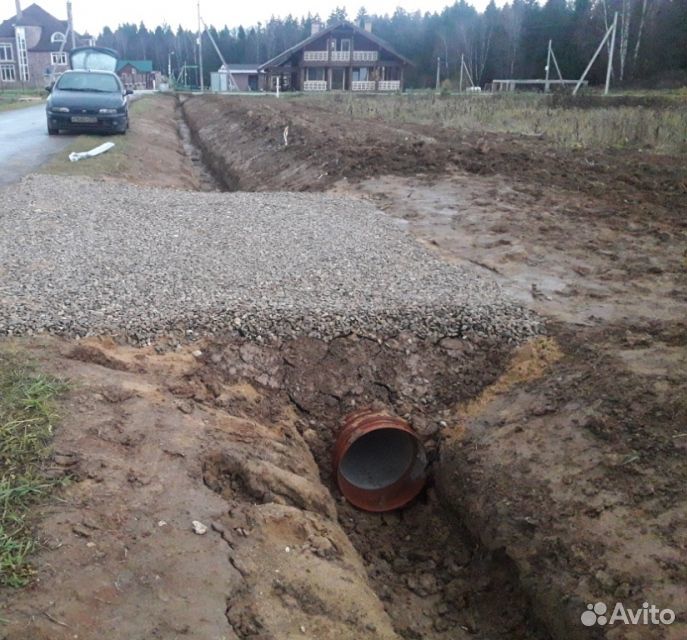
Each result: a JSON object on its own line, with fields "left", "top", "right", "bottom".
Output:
{"left": 0, "top": 335, "right": 548, "bottom": 640}
{"left": 181, "top": 94, "right": 687, "bottom": 638}
{"left": 1, "top": 94, "right": 685, "bottom": 640}
{"left": 182, "top": 95, "right": 687, "bottom": 219}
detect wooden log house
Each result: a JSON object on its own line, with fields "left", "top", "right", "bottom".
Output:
{"left": 259, "top": 20, "right": 412, "bottom": 92}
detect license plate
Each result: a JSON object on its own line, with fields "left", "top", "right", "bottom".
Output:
{"left": 71, "top": 116, "right": 97, "bottom": 123}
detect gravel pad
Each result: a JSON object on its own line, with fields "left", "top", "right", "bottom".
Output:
{"left": 1, "top": 175, "right": 541, "bottom": 342}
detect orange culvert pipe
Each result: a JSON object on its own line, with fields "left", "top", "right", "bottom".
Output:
{"left": 333, "top": 408, "right": 427, "bottom": 512}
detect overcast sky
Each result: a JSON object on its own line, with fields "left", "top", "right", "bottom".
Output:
{"left": 4, "top": 0, "right": 494, "bottom": 34}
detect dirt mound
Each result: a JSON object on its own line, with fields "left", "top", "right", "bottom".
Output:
{"left": 440, "top": 321, "right": 687, "bottom": 640}
{"left": 182, "top": 95, "right": 687, "bottom": 227}
{"left": 182, "top": 95, "right": 457, "bottom": 191}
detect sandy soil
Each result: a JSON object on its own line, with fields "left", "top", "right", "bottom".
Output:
{"left": 1, "top": 94, "right": 685, "bottom": 640}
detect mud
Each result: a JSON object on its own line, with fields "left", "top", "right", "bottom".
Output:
{"left": 1, "top": 94, "right": 684, "bottom": 640}
{"left": 0, "top": 336, "right": 548, "bottom": 640}
{"left": 182, "top": 95, "right": 687, "bottom": 218}
{"left": 177, "top": 94, "right": 686, "bottom": 639}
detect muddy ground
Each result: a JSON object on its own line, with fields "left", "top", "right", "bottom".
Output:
{"left": 1, "top": 93, "right": 685, "bottom": 639}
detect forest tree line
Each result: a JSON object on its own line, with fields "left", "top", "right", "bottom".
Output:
{"left": 95, "top": 0, "right": 687, "bottom": 89}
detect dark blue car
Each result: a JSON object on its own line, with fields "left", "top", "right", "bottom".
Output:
{"left": 46, "top": 70, "right": 132, "bottom": 136}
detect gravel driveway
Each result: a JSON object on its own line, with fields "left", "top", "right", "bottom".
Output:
{"left": 1, "top": 175, "right": 540, "bottom": 342}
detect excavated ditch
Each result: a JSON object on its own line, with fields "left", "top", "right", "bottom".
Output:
{"left": 175, "top": 333, "right": 551, "bottom": 640}
{"left": 166, "top": 98, "right": 551, "bottom": 639}
{"left": 175, "top": 99, "right": 226, "bottom": 192}
{"left": 176, "top": 95, "right": 241, "bottom": 192}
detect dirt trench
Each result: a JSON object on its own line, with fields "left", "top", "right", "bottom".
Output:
{"left": 3, "top": 94, "right": 684, "bottom": 639}
{"left": 175, "top": 95, "right": 686, "bottom": 639}
{"left": 0, "top": 334, "right": 552, "bottom": 640}
{"left": 196, "top": 332, "right": 551, "bottom": 640}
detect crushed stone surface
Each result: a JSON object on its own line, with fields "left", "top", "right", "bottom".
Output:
{"left": 1, "top": 174, "right": 541, "bottom": 342}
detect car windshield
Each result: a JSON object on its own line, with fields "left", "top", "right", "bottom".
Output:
{"left": 56, "top": 73, "right": 120, "bottom": 93}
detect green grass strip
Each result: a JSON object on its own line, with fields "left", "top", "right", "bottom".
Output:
{"left": 0, "top": 351, "right": 67, "bottom": 588}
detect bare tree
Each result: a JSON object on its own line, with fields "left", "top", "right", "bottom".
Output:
{"left": 601, "top": 0, "right": 649, "bottom": 81}
{"left": 618, "top": 0, "right": 631, "bottom": 80}
{"left": 502, "top": 1, "right": 523, "bottom": 76}
{"left": 460, "top": 18, "right": 492, "bottom": 84}
{"left": 632, "top": 0, "right": 650, "bottom": 71}
{"left": 438, "top": 32, "right": 450, "bottom": 75}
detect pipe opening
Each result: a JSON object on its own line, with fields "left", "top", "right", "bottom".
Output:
{"left": 340, "top": 428, "right": 418, "bottom": 490}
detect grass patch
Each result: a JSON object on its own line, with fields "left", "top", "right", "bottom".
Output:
{"left": 0, "top": 91, "right": 45, "bottom": 113}
{"left": 40, "top": 96, "right": 157, "bottom": 179}
{"left": 0, "top": 351, "right": 67, "bottom": 588}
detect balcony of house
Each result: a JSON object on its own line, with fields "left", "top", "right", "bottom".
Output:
{"left": 352, "top": 50, "right": 379, "bottom": 62}
{"left": 303, "top": 50, "right": 379, "bottom": 63}
{"left": 303, "top": 79, "right": 327, "bottom": 91}
{"left": 378, "top": 80, "right": 401, "bottom": 91}
{"left": 303, "top": 51, "right": 328, "bottom": 62}
{"left": 351, "top": 80, "right": 376, "bottom": 91}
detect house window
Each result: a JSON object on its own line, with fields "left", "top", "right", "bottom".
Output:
{"left": 340, "top": 39, "right": 351, "bottom": 52}
{"left": 51, "top": 32, "right": 66, "bottom": 44}
{"left": 0, "top": 43, "right": 13, "bottom": 61}
{"left": 1, "top": 64, "right": 16, "bottom": 82}
{"left": 51, "top": 52, "right": 68, "bottom": 66}
{"left": 306, "top": 67, "right": 325, "bottom": 81}
{"left": 15, "top": 27, "right": 29, "bottom": 81}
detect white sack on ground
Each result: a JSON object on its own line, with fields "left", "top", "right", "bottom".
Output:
{"left": 69, "top": 142, "right": 115, "bottom": 163}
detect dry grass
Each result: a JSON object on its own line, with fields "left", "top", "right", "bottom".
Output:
{"left": 306, "top": 92, "right": 687, "bottom": 153}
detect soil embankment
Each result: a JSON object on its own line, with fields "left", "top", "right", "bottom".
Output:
{"left": 0, "top": 335, "right": 549, "bottom": 640}
{"left": 179, "top": 94, "right": 687, "bottom": 639}
{"left": 0, "top": 92, "right": 684, "bottom": 640}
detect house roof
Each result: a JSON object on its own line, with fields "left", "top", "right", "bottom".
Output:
{"left": 258, "top": 21, "right": 413, "bottom": 70}
{"left": 220, "top": 63, "right": 260, "bottom": 73}
{"left": 0, "top": 3, "right": 85, "bottom": 51}
{"left": 117, "top": 60, "right": 154, "bottom": 73}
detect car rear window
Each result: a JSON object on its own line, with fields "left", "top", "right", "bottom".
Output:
{"left": 57, "top": 73, "right": 121, "bottom": 93}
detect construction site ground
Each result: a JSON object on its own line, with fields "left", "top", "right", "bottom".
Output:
{"left": 0, "top": 93, "right": 685, "bottom": 640}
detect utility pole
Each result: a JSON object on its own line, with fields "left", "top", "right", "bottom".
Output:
{"left": 168, "top": 50, "right": 175, "bottom": 84}
{"left": 197, "top": 1, "right": 204, "bottom": 92}
{"left": 201, "top": 18, "right": 239, "bottom": 91}
{"left": 67, "top": 1, "right": 76, "bottom": 50}
{"left": 435, "top": 56, "right": 440, "bottom": 91}
{"left": 544, "top": 39, "right": 552, "bottom": 92}
{"left": 573, "top": 12, "right": 617, "bottom": 95}
{"left": 604, "top": 11, "right": 618, "bottom": 95}
{"left": 459, "top": 53, "right": 464, "bottom": 92}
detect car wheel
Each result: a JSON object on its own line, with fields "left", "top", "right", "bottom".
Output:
{"left": 47, "top": 126, "right": 59, "bottom": 135}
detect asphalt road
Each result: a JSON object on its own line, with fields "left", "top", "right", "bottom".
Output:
{"left": 0, "top": 104, "right": 72, "bottom": 187}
